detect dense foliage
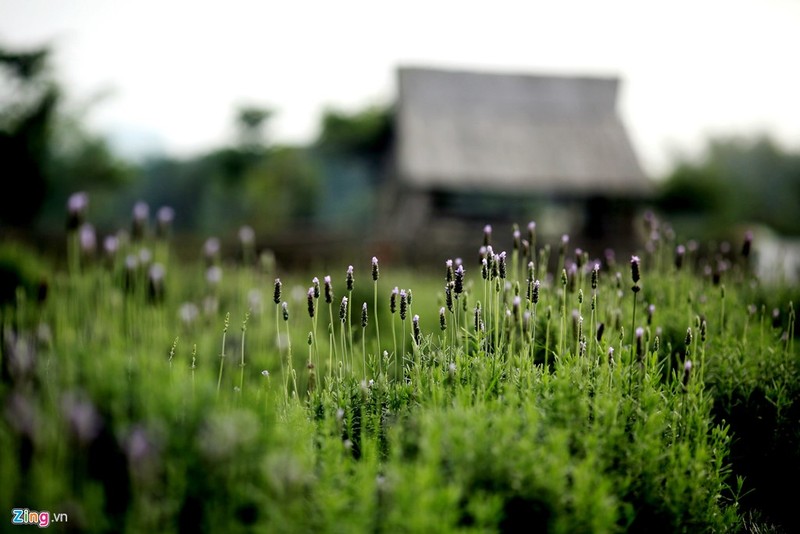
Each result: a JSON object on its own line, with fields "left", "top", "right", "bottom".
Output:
{"left": 2, "top": 207, "right": 798, "bottom": 533}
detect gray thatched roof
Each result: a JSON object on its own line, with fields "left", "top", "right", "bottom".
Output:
{"left": 396, "top": 66, "right": 651, "bottom": 196}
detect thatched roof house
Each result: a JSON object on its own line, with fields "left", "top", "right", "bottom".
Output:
{"left": 381, "top": 66, "right": 652, "bottom": 258}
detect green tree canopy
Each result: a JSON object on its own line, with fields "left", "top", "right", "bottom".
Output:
{"left": 659, "top": 135, "right": 800, "bottom": 237}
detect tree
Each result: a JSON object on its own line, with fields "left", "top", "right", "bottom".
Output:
{"left": 0, "top": 43, "right": 132, "bottom": 231}
{"left": 659, "top": 135, "right": 800, "bottom": 237}
{"left": 0, "top": 45, "right": 58, "bottom": 226}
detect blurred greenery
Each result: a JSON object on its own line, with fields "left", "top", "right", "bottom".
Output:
{"left": 0, "top": 44, "right": 132, "bottom": 230}
{"left": 0, "top": 42, "right": 394, "bottom": 254}
{"left": 658, "top": 136, "right": 800, "bottom": 240}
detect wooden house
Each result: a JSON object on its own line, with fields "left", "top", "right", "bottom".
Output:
{"left": 377, "top": 66, "right": 653, "bottom": 261}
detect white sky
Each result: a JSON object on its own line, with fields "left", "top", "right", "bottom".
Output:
{"left": 2, "top": 0, "right": 799, "bottom": 176}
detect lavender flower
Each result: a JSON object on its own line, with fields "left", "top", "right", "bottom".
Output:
{"left": 498, "top": 251, "right": 507, "bottom": 279}
{"left": 532, "top": 280, "right": 540, "bottom": 304}
{"left": 445, "top": 259, "right": 454, "bottom": 283}
{"left": 307, "top": 288, "right": 315, "bottom": 318}
{"left": 179, "top": 302, "right": 199, "bottom": 325}
{"left": 346, "top": 265, "right": 354, "bottom": 292}
{"left": 399, "top": 290, "right": 408, "bottom": 321}
{"left": 67, "top": 191, "right": 89, "bottom": 230}
{"left": 157, "top": 206, "right": 175, "bottom": 237}
{"left": 238, "top": 225, "right": 255, "bottom": 246}
{"left": 125, "top": 254, "right": 138, "bottom": 272}
{"left": 575, "top": 248, "right": 584, "bottom": 269}
{"left": 273, "top": 278, "right": 282, "bottom": 304}
{"left": 630, "top": 255, "right": 641, "bottom": 285}
{"left": 206, "top": 265, "right": 222, "bottom": 287}
{"left": 390, "top": 287, "right": 399, "bottom": 314}
{"left": 282, "top": 301, "right": 289, "bottom": 321}
{"left": 62, "top": 393, "right": 102, "bottom": 446}
{"left": 445, "top": 283, "right": 453, "bottom": 313}
{"left": 203, "top": 237, "right": 220, "bottom": 264}
{"left": 454, "top": 265, "right": 464, "bottom": 295}
{"left": 635, "top": 327, "right": 645, "bottom": 360}
{"left": 683, "top": 359, "right": 692, "bottom": 388}
{"left": 312, "top": 277, "right": 320, "bottom": 299}
{"left": 439, "top": 307, "right": 447, "bottom": 331}
{"left": 138, "top": 247, "right": 152, "bottom": 266}
{"left": 148, "top": 263, "right": 166, "bottom": 301}
{"left": 133, "top": 201, "right": 149, "bottom": 223}
{"left": 339, "top": 297, "right": 348, "bottom": 323}
{"left": 412, "top": 315, "right": 421, "bottom": 345}
{"left": 132, "top": 201, "right": 150, "bottom": 240}
{"left": 324, "top": 275, "right": 333, "bottom": 304}
{"left": 79, "top": 223, "right": 96, "bottom": 255}
{"left": 361, "top": 302, "right": 368, "bottom": 328}
{"left": 512, "top": 228, "right": 521, "bottom": 251}
{"left": 103, "top": 235, "right": 119, "bottom": 258}
{"left": 371, "top": 256, "right": 379, "bottom": 281}
{"left": 527, "top": 221, "right": 536, "bottom": 246}
{"left": 604, "top": 248, "right": 616, "bottom": 269}
{"left": 483, "top": 224, "right": 492, "bottom": 246}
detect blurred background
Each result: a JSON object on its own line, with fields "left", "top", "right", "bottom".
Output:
{"left": 2, "top": 0, "right": 799, "bottom": 271}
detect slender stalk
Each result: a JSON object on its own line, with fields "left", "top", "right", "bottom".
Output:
{"left": 630, "top": 295, "right": 638, "bottom": 353}
{"left": 239, "top": 312, "right": 250, "bottom": 395}
{"left": 361, "top": 302, "right": 369, "bottom": 379}
{"left": 372, "top": 257, "right": 381, "bottom": 354}
{"left": 630, "top": 256, "right": 641, "bottom": 351}
{"left": 275, "top": 303, "right": 284, "bottom": 389}
{"left": 328, "top": 302, "right": 336, "bottom": 373}
{"left": 362, "top": 327, "right": 367, "bottom": 380}
{"left": 340, "top": 321, "right": 347, "bottom": 380}
{"left": 348, "top": 289, "right": 354, "bottom": 367}
{"left": 391, "top": 316, "right": 398, "bottom": 374}
{"left": 191, "top": 344, "right": 197, "bottom": 401}
{"left": 216, "top": 312, "right": 230, "bottom": 399}
{"left": 531, "top": 303, "right": 537, "bottom": 361}
{"left": 373, "top": 281, "right": 381, "bottom": 353}
{"left": 559, "top": 271, "right": 567, "bottom": 358}
{"left": 285, "top": 320, "right": 296, "bottom": 399}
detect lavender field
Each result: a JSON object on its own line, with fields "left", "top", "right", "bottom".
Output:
{"left": 2, "top": 200, "right": 799, "bottom": 533}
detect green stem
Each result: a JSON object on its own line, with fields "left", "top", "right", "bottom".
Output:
{"left": 216, "top": 312, "right": 230, "bottom": 399}
{"left": 374, "top": 281, "right": 381, "bottom": 354}
{"left": 328, "top": 302, "right": 335, "bottom": 374}
{"left": 362, "top": 327, "right": 367, "bottom": 380}
{"left": 285, "top": 320, "right": 295, "bottom": 399}
{"left": 276, "top": 304, "right": 285, "bottom": 387}
{"left": 391, "top": 313, "right": 398, "bottom": 378}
